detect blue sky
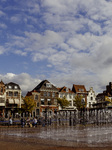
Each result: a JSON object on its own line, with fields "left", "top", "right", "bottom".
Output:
{"left": 0, "top": 0, "right": 112, "bottom": 95}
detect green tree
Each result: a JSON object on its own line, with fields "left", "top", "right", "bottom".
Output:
{"left": 57, "top": 96, "right": 70, "bottom": 109}
{"left": 73, "top": 95, "right": 86, "bottom": 110}
{"left": 21, "top": 96, "right": 36, "bottom": 113}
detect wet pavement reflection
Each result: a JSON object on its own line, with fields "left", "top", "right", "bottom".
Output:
{"left": 0, "top": 125, "right": 112, "bottom": 147}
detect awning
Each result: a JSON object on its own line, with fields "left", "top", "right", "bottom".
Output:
{"left": 14, "top": 99, "right": 20, "bottom": 104}
{"left": 41, "top": 99, "right": 44, "bottom": 101}
{"left": 0, "top": 103, "right": 5, "bottom": 106}
{"left": 47, "top": 99, "right": 51, "bottom": 101}
{"left": 8, "top": 99, "right": 14, "bottom": 104}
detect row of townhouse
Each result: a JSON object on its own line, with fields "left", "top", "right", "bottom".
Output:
{"left": 0, "top": 79, "right": 97, "bottom": 118}
{"left": 26, "top": 80, "right": 96, "bottom": 117}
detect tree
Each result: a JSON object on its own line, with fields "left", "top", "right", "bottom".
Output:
{"left": 21, "top": 96, "right": 36, "bottom": 113}
{"left": 105, "top": 96, "right": 112, "bottom": 106}
{"left": 73, "top": 95, "right": 86, "bottom": 111}
{"left": 57, "top": 96, "right": 70, "bottom": 109}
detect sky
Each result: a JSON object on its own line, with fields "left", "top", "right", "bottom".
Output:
{"left": 0, "top": 0, "right": 112, "bottom": 96}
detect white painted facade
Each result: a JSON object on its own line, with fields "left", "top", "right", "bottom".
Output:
{"left": 58, "top": 87, "right": 75, "bottom": 110}
{"left": 87, "top": 87, "right": 96, "bottom": 108}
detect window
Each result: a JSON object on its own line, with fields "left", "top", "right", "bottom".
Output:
{"left": 35, "top": 95, "right": 38, "bottom": 100}
{"left": 69, "top": 101, "right": 72, "bottom": 106}
{"left": 79, "top": 88, "right": 84, "bottom": 92}
{"left": 66, "top": 88, "right": 69, "bottom": 92}
{"left": 60, "top": 93, "right": 63, "bottom": 98}
{"left": 41, "top": 99, "right": 44, "bottom": 105}
{"left": 37, "top": 102, "right": 39, "bottom": 107}
{"left": 14, "top": 92, "right": 18, "bottom": 96}
{"left": 52, "top": 92, "right": 55, "bottom": 97}
{"left": 8, "top": 85, "right": 12, "bottom": 89}
{"left": 14, "top": 86, "right": 18, "bottom": 89}
{"left": 91, "top": 97, "right": 93, "bottom": 100}
{"left": 54, "top": 99, "right": 57, "bottom": 105}
{"left": 1, "top": 88, "right": 3, "bottom": 93}
{"left": 46, "top": 83, "right": 52, "bottom": 88}
{"left": 69, "top": 94, "right": 72, "bottom": 99}
{"left": 44, "top": 92, "right": 47, "bottom": 96}
{"left": 9, "top": 91, "right": 13, "bottom": 96}
{"left": 89, "top": 102, "right": 91, "bottom": 108}
{"left": 47, "top": 92, "right": 50, "bottom": 97}
{"left": 47, "top": 99, "right": 51, "bottom": 105}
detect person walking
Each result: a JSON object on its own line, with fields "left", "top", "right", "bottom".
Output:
{"left": 21, "top": 117, "right": 25, "bottom": 127}
{"left": 26, "top": 117, "right": 30, "bottom": 127}
{"left": 32, "top": 117, "right": 37, "bottom": 128}
{"left": 8, "top": 117, "right": 13, "bottom": 127}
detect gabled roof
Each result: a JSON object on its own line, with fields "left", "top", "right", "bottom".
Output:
{"left": 72, "top": 84, "right": 87, "bottom": 93}
{"left": 58, "top": 86, "right": 74, "bottom": 93}
{"left": 26, "top": 90, "right": 39, "bottom": 97}
{"left": 26, "top": 91, "right": 32, "bottom": 96}
{"left": 0, "top": 80, "right": 4, "bottom": 85}
{"left": 33, "top": 80, "right": 58, "bottom": 92}
{"left": 5, "top": 82, "right": 21, "bottom": 90}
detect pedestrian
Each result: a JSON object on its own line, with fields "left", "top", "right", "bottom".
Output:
{"left": 32, "top": 117, "right": 37, "bottom": 128}
{"left": 21, "top": 117, "right": 25, "bottom": 127}
{"left": 26, "top": 117, "right": 30, "bottom": 127}
{"left": 8, "top": 117, "right": 13, "bottom": 127}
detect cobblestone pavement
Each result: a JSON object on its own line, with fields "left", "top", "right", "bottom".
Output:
{"left": 0, "top": 124, "right": 112, "bottom": 149}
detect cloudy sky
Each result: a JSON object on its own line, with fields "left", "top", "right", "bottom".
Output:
{"left": 0, "top": 0, "right": 112, "bottom": 95}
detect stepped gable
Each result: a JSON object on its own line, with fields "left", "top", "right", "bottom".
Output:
{"left": 33, "top": 80, "right": 58, "bottom": 92}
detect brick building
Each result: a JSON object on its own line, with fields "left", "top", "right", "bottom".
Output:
{"left": 72, "top": 84, "right": 87, "bottom": 106}
{"left": 27, "top": 80, "right": 59, "bottom": 116}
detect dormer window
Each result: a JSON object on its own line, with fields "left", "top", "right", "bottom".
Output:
{"left": 8, "top": 85, "right": 12, "bottom": 89}
{"left": 79, "top": 88, "right": 84, "bottom": 92}
{"left": 14, "top": 86, "right": 18, "bottom": 89}
{"left": 66, "top": 88, "right": 69, "bottom": 92}
{"left": 46, "top": 83, "right": 52, "bottom": 88}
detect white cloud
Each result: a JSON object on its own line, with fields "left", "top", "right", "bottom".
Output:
{"left": 21, "top": 1, "right": 40, "bottom": 14}
{"left": 0, "top": 10, "right": 5, "bottom": 16}
{"left": 24, "top": 30, "right": 64, "bottom": 50}
{"left": 0, "top": 46, "right": 6, "bottom": 54}
{"left": 14, "top": 50, "right": 27, "bottom": 56}
{"left": 0, "top": 23, "right": 7, "bottom": 29}
{"left": 10, "top": 16, "right": 21, "bottom": 23}
{"left": 1, "top": 0, "right": 112, "bottom": 94}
